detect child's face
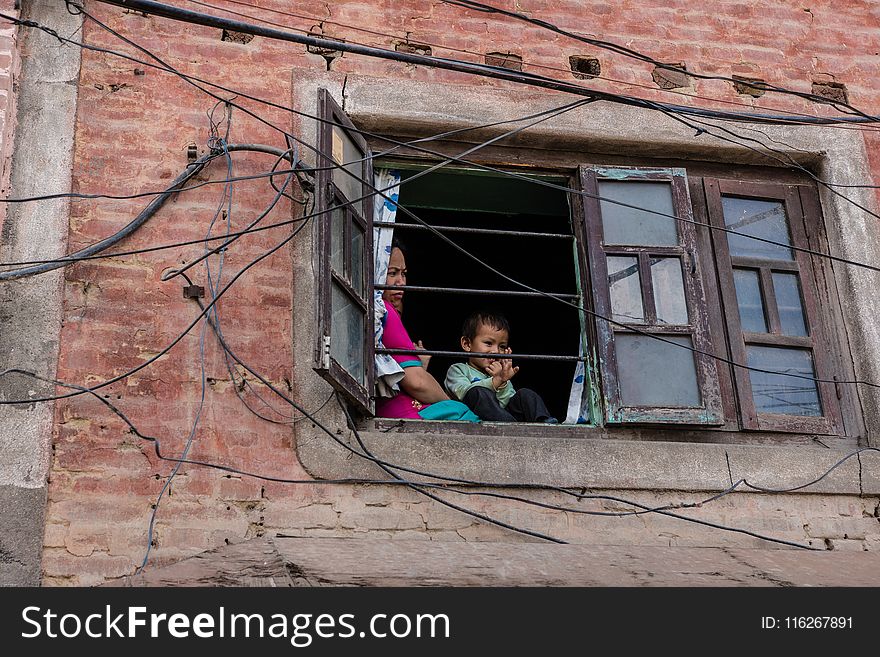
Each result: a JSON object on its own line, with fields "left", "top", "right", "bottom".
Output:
{"left": 462, "top": 323, "right": 510, "bottom": 373}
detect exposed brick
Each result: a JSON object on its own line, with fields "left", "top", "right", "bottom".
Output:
{"left": 651, "top": 63, "right": 691, "bottom": 89}
{"left": 484, "top": 52, "right": 523, "bottom": 71}
{"left": 732, "top": 75, "right": 769, "bottom": 97}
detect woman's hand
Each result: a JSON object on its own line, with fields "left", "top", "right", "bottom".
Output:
{"left": 414, "top": 339, "right": 431, "bottom": 369}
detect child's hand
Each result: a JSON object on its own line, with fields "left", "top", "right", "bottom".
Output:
{"left": 484, "top": 360, "right": 504, "bottom": 389}
{"left": 500, "top": 348, "right": 519, "bottom": 383}
{"left": 486, "top": 350, "right": 518, "bottom": 390}
{"left": 414, "top": 340, "right": 431, "bottom": 369}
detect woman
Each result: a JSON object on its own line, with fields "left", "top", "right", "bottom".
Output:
{"left": 376, "top": 242, "right": 480, "bottom": 422}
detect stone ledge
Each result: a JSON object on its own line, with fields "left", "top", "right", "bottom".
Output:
{"left": 298, "top": 428, "right": 874, "bottom": 495}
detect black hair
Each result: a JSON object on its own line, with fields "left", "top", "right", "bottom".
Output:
{"left": 461, "top": 310, "right": 511, "bottom": 341}
{"left": 390, "top": 236, "right": 407, "bottom": 257}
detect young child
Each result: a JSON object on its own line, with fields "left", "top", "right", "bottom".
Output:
{"left": 444, "top": 311, "right": 558, "bottom": 423}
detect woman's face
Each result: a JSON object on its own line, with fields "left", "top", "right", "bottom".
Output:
{"left": 383, "top": 247, "right": 407, "bottom": 314}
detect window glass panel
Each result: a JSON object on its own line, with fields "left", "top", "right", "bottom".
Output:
{"left": 598, "top": 180, "right": 678, "bottom": 246}
{"left": 721, "top": 197, "right": 793, "bottom": 260}
{"left": 772, "top": 272, "right": 808, "bottom": 337}
{"left": 746, "top": 346, "right": 821, "bottom": 416}
{"left": 733, "top": 268, "right": 767, "bottom": 333}
{"left": 616, "top": 334, "right": 700, "bottom": 406}
{"left": 650, "top": 257, "right": 688, "bottom": 325}
{"left": 330, "top": 206, "right": 345, "bottom": 274}
{"left": 607, "top": 256, "right": 644, "bottom": 323}
{"left": 331, "top": 125, "right": 365, "bottom": 215}
{"left": 331, "top": 283, "right": 365, "bottom": 384}
{"left": 351, "top": 222, "right": 365, "bottom": 297}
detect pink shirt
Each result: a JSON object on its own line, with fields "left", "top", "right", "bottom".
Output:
{"left": 375, "top": 301, "right": 430, "bottom": 419}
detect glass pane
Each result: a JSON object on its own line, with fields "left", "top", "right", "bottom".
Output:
{"left": 733, "top": 268, "right": 767, "bottom": 333}
{"left": 616, "top": 334, "right": 700, "bottom": 407}
{"left": 607, "top": 256, "right": 644, "bottom": 323}
{"left": 331, "top": 124, "right": 365, "bottom": 215}
{"left": 352, "top": 222, "right": 365, "bottom": 297}
{"left": 721, "top": 196, "right": 793, "bottom": 260}
{"left": 651, "top": 257, "right": 688, "bottom": 325}
{"left": 773, "top": 272, "right": 808, "bottom": 337}
{"left": 747, "top": 346, "right": 821, "bottom": 416}
{"left": 331, "top": 283, "right": 365, "bottom": 384}
{"left": 330, "top": 206, "right": 345, "bottom": 274}
{"left": 598, "top": 180, "right": 678, "bottom": 246}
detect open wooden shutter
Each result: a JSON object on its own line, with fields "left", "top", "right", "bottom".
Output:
{"left": 313, "top": 88, "right": 374, "bottom": 413}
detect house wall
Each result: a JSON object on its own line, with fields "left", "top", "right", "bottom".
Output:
{"left": 0, "top": 0, "right": 82, "bottom": 586}
{"left": 5, "top": 0, "right": 877, "bottom": 585}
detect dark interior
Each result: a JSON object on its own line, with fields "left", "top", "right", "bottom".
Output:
{"left": 391, "top": 168, "right": 581, "bottom": 421}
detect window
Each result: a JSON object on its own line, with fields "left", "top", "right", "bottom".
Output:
{"left": 313, "top": 89, "right": 374, "bottom": 414}
{"left": 705, "top": 179, "right": 842, "bottom": 434}
{"left": 313, "top": 90, "right": 853, "bottom": 437}
{"left": 580, "top": 167, "right": 722, "bottom": 425}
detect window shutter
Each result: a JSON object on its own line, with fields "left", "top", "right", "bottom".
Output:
{"left": 580, "top": 166, "right": 723, "bottom": 425}
{"left": 705, "top": 178, "right": 841, "bottom": 434}
{"left": 313, "top": 88, "right": 374, "bottom": 413}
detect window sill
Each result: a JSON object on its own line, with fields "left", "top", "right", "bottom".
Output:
{"left": 296, "top": 419, "right": 871, "bottom": 496}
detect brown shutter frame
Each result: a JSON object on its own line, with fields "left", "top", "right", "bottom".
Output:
{"left": 313, "top": 88, "right": 375, "bottom": 414}
{"left": 580, "top": 166, "right": 723, "bottom": 425}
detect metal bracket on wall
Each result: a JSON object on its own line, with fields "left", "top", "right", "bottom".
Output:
{"left": 182, "top": 284, "right": 205, "bottom": 299}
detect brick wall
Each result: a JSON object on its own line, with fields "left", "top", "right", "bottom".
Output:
{"left": 38, "top": 0, "right": 880, "bottom": 585}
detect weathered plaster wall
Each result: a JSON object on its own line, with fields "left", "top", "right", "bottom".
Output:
{"left": 0, "top": 0, "right": 82, "bottom": 585}
{"left": 15, "top": 0, "right": 880, "bottom": 585}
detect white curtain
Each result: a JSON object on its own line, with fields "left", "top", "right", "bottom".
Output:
{"left": 373, "top": 169, "right": 405, "bottom": 398}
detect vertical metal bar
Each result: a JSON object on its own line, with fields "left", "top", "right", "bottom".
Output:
{"left": 760, "top": 266, "right": 782, "bottom": 335}
{"left": 640, "top": 251, "right": 657, "bottom": 324}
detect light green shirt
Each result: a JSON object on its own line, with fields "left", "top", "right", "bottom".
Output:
{"left": 444, "top": 362, "right": 516, "bottom": 408}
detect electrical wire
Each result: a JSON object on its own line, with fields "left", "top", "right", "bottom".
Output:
{"left": 5, "top": 0, "right": 872, "bottom": 466}
{"left": 2, "top": 7, "right": 867, "bottom": 555}
{"left": 10, "top": 365, "right": 870, "bottom": 552}
{"left": 188, "top": 0, "right": 880, "bottom": 135}
{"left": 439, "top": 0, "right": 879, "bottom": 122}
{"left": 80, "top": 0, "right": 880, "bottom": 126}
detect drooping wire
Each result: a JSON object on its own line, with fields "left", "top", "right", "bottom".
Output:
{"left": 439, "top": 0, "right": 878, "bottom": 121}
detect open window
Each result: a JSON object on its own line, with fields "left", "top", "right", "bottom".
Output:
{"left": 377, "top": 165, "right": 586, "bottom": 423}
{"left": 580, "top": 167, "right": 723, "bottom": 425}
{"left": 313, "top": 89, "right": 374, "bottom": 413}
{"left": 311, "top": 90, "right": 854, "bottom": 437}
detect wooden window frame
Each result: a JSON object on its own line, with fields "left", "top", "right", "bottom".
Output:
{"left": 705, "top": 178, "right": 842, "bottom": 434}
{"left": 313, "top": 88, "right": 375, "bottom": 413}
{"left": 580, "top": 166, "right": 723, "bottom": 425}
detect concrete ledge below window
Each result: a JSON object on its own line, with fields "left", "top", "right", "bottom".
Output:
{"left": 296, "top": 422, "right": 876, "bottom": 496}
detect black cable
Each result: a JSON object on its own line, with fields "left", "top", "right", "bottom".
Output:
{"left": 1, "top": 194, "right": 313, "bottom": 405}
{"left": 0, "top": 143, "right": 295, "bottom": 281}
{"left": 337, "top": 395, "right": 820, "bottom": 550}
{"left": 80, "top": 0, "right": 880, "bottom": 126}
{"left": 4, "top": 365, "right": 849, "bottom": 552}
{"left": 439, "top": 0, "right": 878, "bottom": 122}
{"left": 188, "top": 0, "right": 880, "bottom": 135}
{"left": 1, "top": 6, "right": 860, "bottom": 552}
{"left": 4, "top": 8, "right": 875, "bottom": 399}
{"left": 7, "top": 6, "right": 879, "bottom": 272}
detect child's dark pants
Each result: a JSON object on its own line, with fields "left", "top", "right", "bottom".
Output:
{"left": 463, "top": 386, "right": 555, "bottom": 423}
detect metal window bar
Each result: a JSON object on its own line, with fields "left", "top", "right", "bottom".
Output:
{"left": 375, "top": 221, "right": 575, "bottom": 240}
{"left": 377, "top": 348, "right": 586, "bottom": 362}
{"left": 375, "top": 284, "right": 580, "bottom": 300}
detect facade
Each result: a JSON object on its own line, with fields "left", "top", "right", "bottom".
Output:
{"left": 1, "top": 0, "right": 880, "bottom": 586}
